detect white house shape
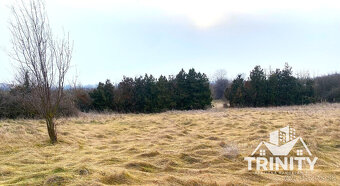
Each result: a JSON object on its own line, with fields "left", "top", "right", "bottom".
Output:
{"left": 251, "top": 126, "right": 312, "bottom": 156}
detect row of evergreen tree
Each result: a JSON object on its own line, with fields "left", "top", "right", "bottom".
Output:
{"left": 225, "top": 64, "right": 316, "bottom": 107}
{"left": 82, "top": 68, "right": 212, "bottom": 113}
{"left": 2, "top": 65, "right": 339, "bottom": 119}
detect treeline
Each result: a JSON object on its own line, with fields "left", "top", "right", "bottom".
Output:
{"left": 0, "top": 68, "right": 212, "bottom": 118}
{"left": 225, "top": 63, "right": 340, "bottom": 107}
{"left": 314, "top": 73, "right": 340, "bottom": 102}
{"left": 1, "top": 65, "right": 340, "bottom": 118}
{"left": 0, "top": 86, "right": 76, "bottom": 119}
{"left": 78, "top": 68, "right": 212, "bottom": 113}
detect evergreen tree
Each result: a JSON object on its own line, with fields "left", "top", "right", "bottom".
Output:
{"left": 88, "top": 69, "right": 212, "bottom": 113}
{"left": 103, "top": 80, "right": 115, "bottom": 110}
{"left": 225, "top": 74, "right": 245, "bottom": 107}
{"left": 134, "top": 75, "right": 146, "bottom": 112}
{"left": 225, "top": 63, "right": 316, "bottom": 107}
{"left": 116, "top": 77, "right": 135, "bottom": 112}
{"left": 155, "top": 75, "right": 175, "bottom": 111}
{"left": 141, "top": 74, "right": 157, "bottom": 113}
{"left": 194, "top": 71, "right": 212, "bottom": 109}
{"left": 89, "top": 82, "right": 107, "bottom": 111}
{"left": 174, "top": 68, "right": 212, "bottom": 110}
{"left": 267, "top": 69, "right": 281, "bottom": 106}
{"left": 174, "top": 69, "right": 189, "bottom": 110}
{"left": 89, "top": 80, "right": 115, "bottom": 111}
{"left": 249, "top": 66, "right": 267, "bottom": 107}
{"left": 279, "top": 63, "right": 299, "bottom": 105}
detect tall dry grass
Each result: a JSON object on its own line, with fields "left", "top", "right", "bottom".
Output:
{"left": 0, "top": 103, "right": 339, "bottom": 185}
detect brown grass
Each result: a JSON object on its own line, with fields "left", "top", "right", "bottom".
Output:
{"left": 0, "top": 102, "right": 339, "bottom": 185}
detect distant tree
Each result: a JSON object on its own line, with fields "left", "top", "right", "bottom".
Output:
{"left": 267, "top": 69, "right": 281, "bottom": 106}
{"left": 225, "top": 63, "right": 319, "bottom": 107}
{"left": 87, "top": 69, "right": 211, "bottom": 113}
{"left": 174, "top": 69, "right": 189, "bottom": 110}
{"left": 248, "top": 66, "right": 267, "bottom": 106}
{"left": 174, "top": 68, "right": 212, "bottom": 110}
{"left": 155, "top": 75, "right": 175, "bottom": 111}
{"left": 89, "top": 82, "right": 107, "bottom": 111}
{"left": 103, "top": 80, "right": 115, "bottom": 110}
{"left": 225, "top": 74, "right": 246, "bottom": 107}
{"left": 134, "top": 74, "right": 157, "bottom": 113}
{"left": 213, "top": 69, "right": 228, "bottom": 81}
{"left": 279, "top": 63, "right": 300, "bottom": 105}
{"left": 75, "top": 88, "right": 93, "bottom": 112}
{"left": 133, "top": 76, "right": 146, "bottom": 112}
{"left": 188, "top": 69, "right": 212, "bottom": 109}
{"left": 116, "top": 77, "right": 135, "bottom": 112}
{"left": 89, "top": 80, "right": 115, "bottom": 111}
{"left": 314, "top": 73, "right": 340, "bottom": 102}
{"left": 143, "top": 74, "right": 157, "bottom": 112}
{"left": 325, "top": 87, "right": 340, "bottom": 102}
{"left": 298, "top": 78, "right": 315, "bottom": 104}
{"left": 167, "top": 75, "right": 178, "bottom": 109}
{"left": 9, "top": 0, "right": 73, "bottom": 143}
{"left": 212, "top": 69, "right": 229, "bottom": 100}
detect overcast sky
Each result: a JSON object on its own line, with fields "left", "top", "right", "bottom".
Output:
{"left": 1, "top": 0, "right": 340, "bottom": 85}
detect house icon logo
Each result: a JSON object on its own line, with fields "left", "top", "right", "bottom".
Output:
{"left": 244, "top": 126, "right": 318, "bottom": 171}
{"left": 252, "top": 126, "right": 312, "bottom": 156}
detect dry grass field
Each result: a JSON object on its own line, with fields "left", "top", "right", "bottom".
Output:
{"left": 0, "top": 103, "right": 339, "bottom": 185}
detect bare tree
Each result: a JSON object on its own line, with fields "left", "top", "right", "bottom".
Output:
{"left": 213, "top": 69, "right": 227, "bottom": 81}
{"left": 212, "top": 69, "right": 229, "bottom": 100}
{"left": 9, "top": 0, "right": 72, "bottom": 143}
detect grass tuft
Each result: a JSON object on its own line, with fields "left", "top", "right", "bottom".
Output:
{"left": 44, "top": 175, "right": 67, "bottom": 186}
{"left": 125, "top": 161, "right": 160, "bottom": 172}
{"left": 179, "top": 153, "right": 201, "bottom": 164}
{"left": 138, "top": 151, "right": 160, "bottom": 157}
{"left": 100, "top": 171, "right": 137, "bottom": 185}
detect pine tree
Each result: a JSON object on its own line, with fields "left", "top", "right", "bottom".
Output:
{"left": 249, "top": 66, "right": 267, "bottom": 107}
{"left": 103, "top": 80, "right": 115, "bottom": 110}
{"left": 174, "top": 69, "right": 189, "bottom": 110}
{"left": 89, "top": 82, "right": 107, "bottom": 111}
{"left": 225, "top": 74, "right": 245, "bottom": 107}
{"left": 116, "top": 77, "right": 135, "bottom": 112}
{"left": 268, "top": 69, "right": 281, "bottom": 106}
{"left": 155, "top": 75, "right": 174, "bottom": 111}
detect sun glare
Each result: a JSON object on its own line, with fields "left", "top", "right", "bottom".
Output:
{"left": 53, "top": 0, "right": 340, "bottom": 29}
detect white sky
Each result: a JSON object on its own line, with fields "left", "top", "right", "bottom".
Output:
{"left": 1, "top": 0, "right": 340, "bottom": 84}
{"left": 51, "top": 0, "right": 340, "bottom": 28}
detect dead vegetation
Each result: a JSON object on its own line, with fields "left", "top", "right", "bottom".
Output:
{"left": 0, "top": 103, "right": 339, "bottom": 185}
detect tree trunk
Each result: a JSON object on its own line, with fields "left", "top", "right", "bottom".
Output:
{"left": 46, "top": 117, "right": 58, "bottom": 144}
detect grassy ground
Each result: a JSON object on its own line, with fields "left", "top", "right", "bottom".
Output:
{"left": 0, "top": 103, "right": 339, "bottom": 185}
